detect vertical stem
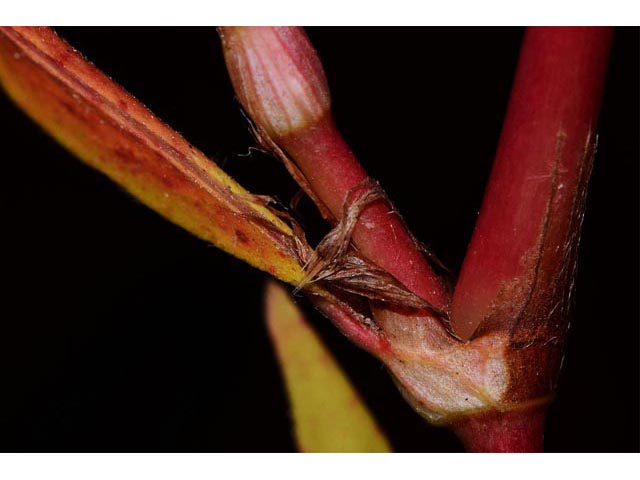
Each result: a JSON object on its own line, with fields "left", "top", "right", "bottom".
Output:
{"left": 451, "top": 27, "right": 614, "bottom": 340}
{"left": 451, "top": 406, "right": 547, "bottom": 453}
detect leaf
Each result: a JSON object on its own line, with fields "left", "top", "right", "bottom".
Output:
{"left": 264, "top": 281, "right": 391, "bottom": 452}
{"left": 0, "top": 27, "right": 306, "bottom": 285}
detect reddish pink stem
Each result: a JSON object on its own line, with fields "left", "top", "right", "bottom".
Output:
{"left": 451, "top": 27, "right": 614, "bottom": 340}
{"left": 279, "top": 114, "right": 449, "bottom": 311}
{"left": 219, "top": 27, "right": 449, "bottom": 312}
{"left": 451, "top": 406, "right": 547, "bottom": 453}
{"left": 222, "top": 28, "right": 615, "bottom": 452}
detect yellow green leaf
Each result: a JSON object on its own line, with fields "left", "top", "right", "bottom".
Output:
{"left": 0, "top": 27, "right": 305, "bottom": 285}
{"left": 264, "top": 281, "right": 392, "bottom": 452}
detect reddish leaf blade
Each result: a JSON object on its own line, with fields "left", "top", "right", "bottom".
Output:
{"left": 0, "top": 27, "right": 305, "bottom": 285}
{"left": 265, "top": 281, "right": 392, "bottom": 452}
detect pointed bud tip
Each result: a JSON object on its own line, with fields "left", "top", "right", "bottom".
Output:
{"left": 220, "top": 27, "right": 331, "bottom": 138}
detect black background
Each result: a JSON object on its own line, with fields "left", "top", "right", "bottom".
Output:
{"left": 0, "top": 27, "right": 637, "bottom": 452}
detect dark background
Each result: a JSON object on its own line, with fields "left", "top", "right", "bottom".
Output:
{"left": 0, "top": 27, "right": 637, "bottom": 452}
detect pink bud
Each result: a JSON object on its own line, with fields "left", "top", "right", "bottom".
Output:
{"left": 219, "top": 27, "right": 331, "bottom": 138}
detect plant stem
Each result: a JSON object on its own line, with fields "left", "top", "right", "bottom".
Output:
{"left": 451, "top": 406, "right": 547, "bottom": 453}
{"left": 451, "top": 27, "right": 614, "bottom": 340}
{"left": 221, "top": 27, "right": 616, "bottom": 451}
{"left": 219, "top": 26, "right": 450, "bottom": 311}
{"left": 278, "top": 114, "right": 450, "bottom": 311}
